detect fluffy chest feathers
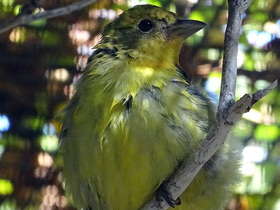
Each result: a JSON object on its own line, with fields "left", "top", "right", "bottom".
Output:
{"left": 62, "top": 57, "right": 213, "bottom": 209}
{"left": 74, "top": 55, "right": 209, "bottom": 148}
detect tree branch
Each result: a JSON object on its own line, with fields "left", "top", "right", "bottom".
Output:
{"left": 250, "top": 80, "right": 278, "bottom": 107}
{"left": 0, "top": 0, "right": 97, "bottom": 34}
{"left": 218, "top": 0, "right": 253, "bottom": 116}
{"left": 141, "top": 0, "right": 277, "bottom": 210}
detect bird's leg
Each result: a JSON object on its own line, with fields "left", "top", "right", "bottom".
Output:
{"left": 156, "top": 181, "right": 181, "bottom": 208}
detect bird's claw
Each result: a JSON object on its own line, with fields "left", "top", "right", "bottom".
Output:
{"left": 156, "top": 181, "right": 181, "bottom": 208}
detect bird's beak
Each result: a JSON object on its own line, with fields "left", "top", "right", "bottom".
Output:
{"left": 167, "top": 19, "right": 206, "bottom": 39}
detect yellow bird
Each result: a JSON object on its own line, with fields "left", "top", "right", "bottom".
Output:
{"left": 60, "top": 4, "right": 240, "bottom": 210}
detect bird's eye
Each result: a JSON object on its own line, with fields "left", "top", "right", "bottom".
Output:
{"left": 137, "top": 19, "right": 154, "bottom": 33}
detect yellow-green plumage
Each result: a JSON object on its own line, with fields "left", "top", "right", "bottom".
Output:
{"left": 61, "top": 5, "right": 240, "bottom": 210}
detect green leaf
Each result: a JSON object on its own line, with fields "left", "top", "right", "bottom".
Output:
{"left": 254, "top": 124, "right": 279, "bottom": 142}
{"left": 0, "top": 179, "right": 13, "bottom": 195}
{"left": 189, "top": 8, "right": 215, "bottom": 23}
{"left": 30, "top": 19, "right": 47, "bottom": 27}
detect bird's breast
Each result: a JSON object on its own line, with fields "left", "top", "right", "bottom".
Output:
{"left": 64, "top": 77, "right": 211, "bottom": 209}
{"left": 105, "top": 82, "right": 206, "bottom": 161}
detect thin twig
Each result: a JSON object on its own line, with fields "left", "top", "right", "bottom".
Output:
{"left": 248, "top": 79, "right": 278, "bottom": 110}
{"left": 0, "top": 0, "right": 97, "bottom": 34}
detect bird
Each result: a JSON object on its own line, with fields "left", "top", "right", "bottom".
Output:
{"left": 60, "top": 4, "right": 240, "bottom": 210}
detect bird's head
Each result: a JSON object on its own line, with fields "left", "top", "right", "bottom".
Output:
{"left": 102, "top": 5, "right": 205, "bottom": 69}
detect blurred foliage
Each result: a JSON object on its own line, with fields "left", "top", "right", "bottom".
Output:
{"left": 0, "top": 0, "right": 279, "bottom": 209}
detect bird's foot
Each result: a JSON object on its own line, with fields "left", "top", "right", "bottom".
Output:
{"left": 156, "top": 181, "right": 181, "bottom": 208}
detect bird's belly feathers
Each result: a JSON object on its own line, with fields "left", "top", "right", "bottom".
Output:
{"left": 64, "top": 84, "right": 238, "bottom": 210}
{"left": 89, "top": 88, "right": 202, "bottom": 209}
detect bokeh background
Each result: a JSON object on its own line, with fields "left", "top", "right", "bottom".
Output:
{"left": 0, "top": 0, "right": 279, "bottom": 209}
